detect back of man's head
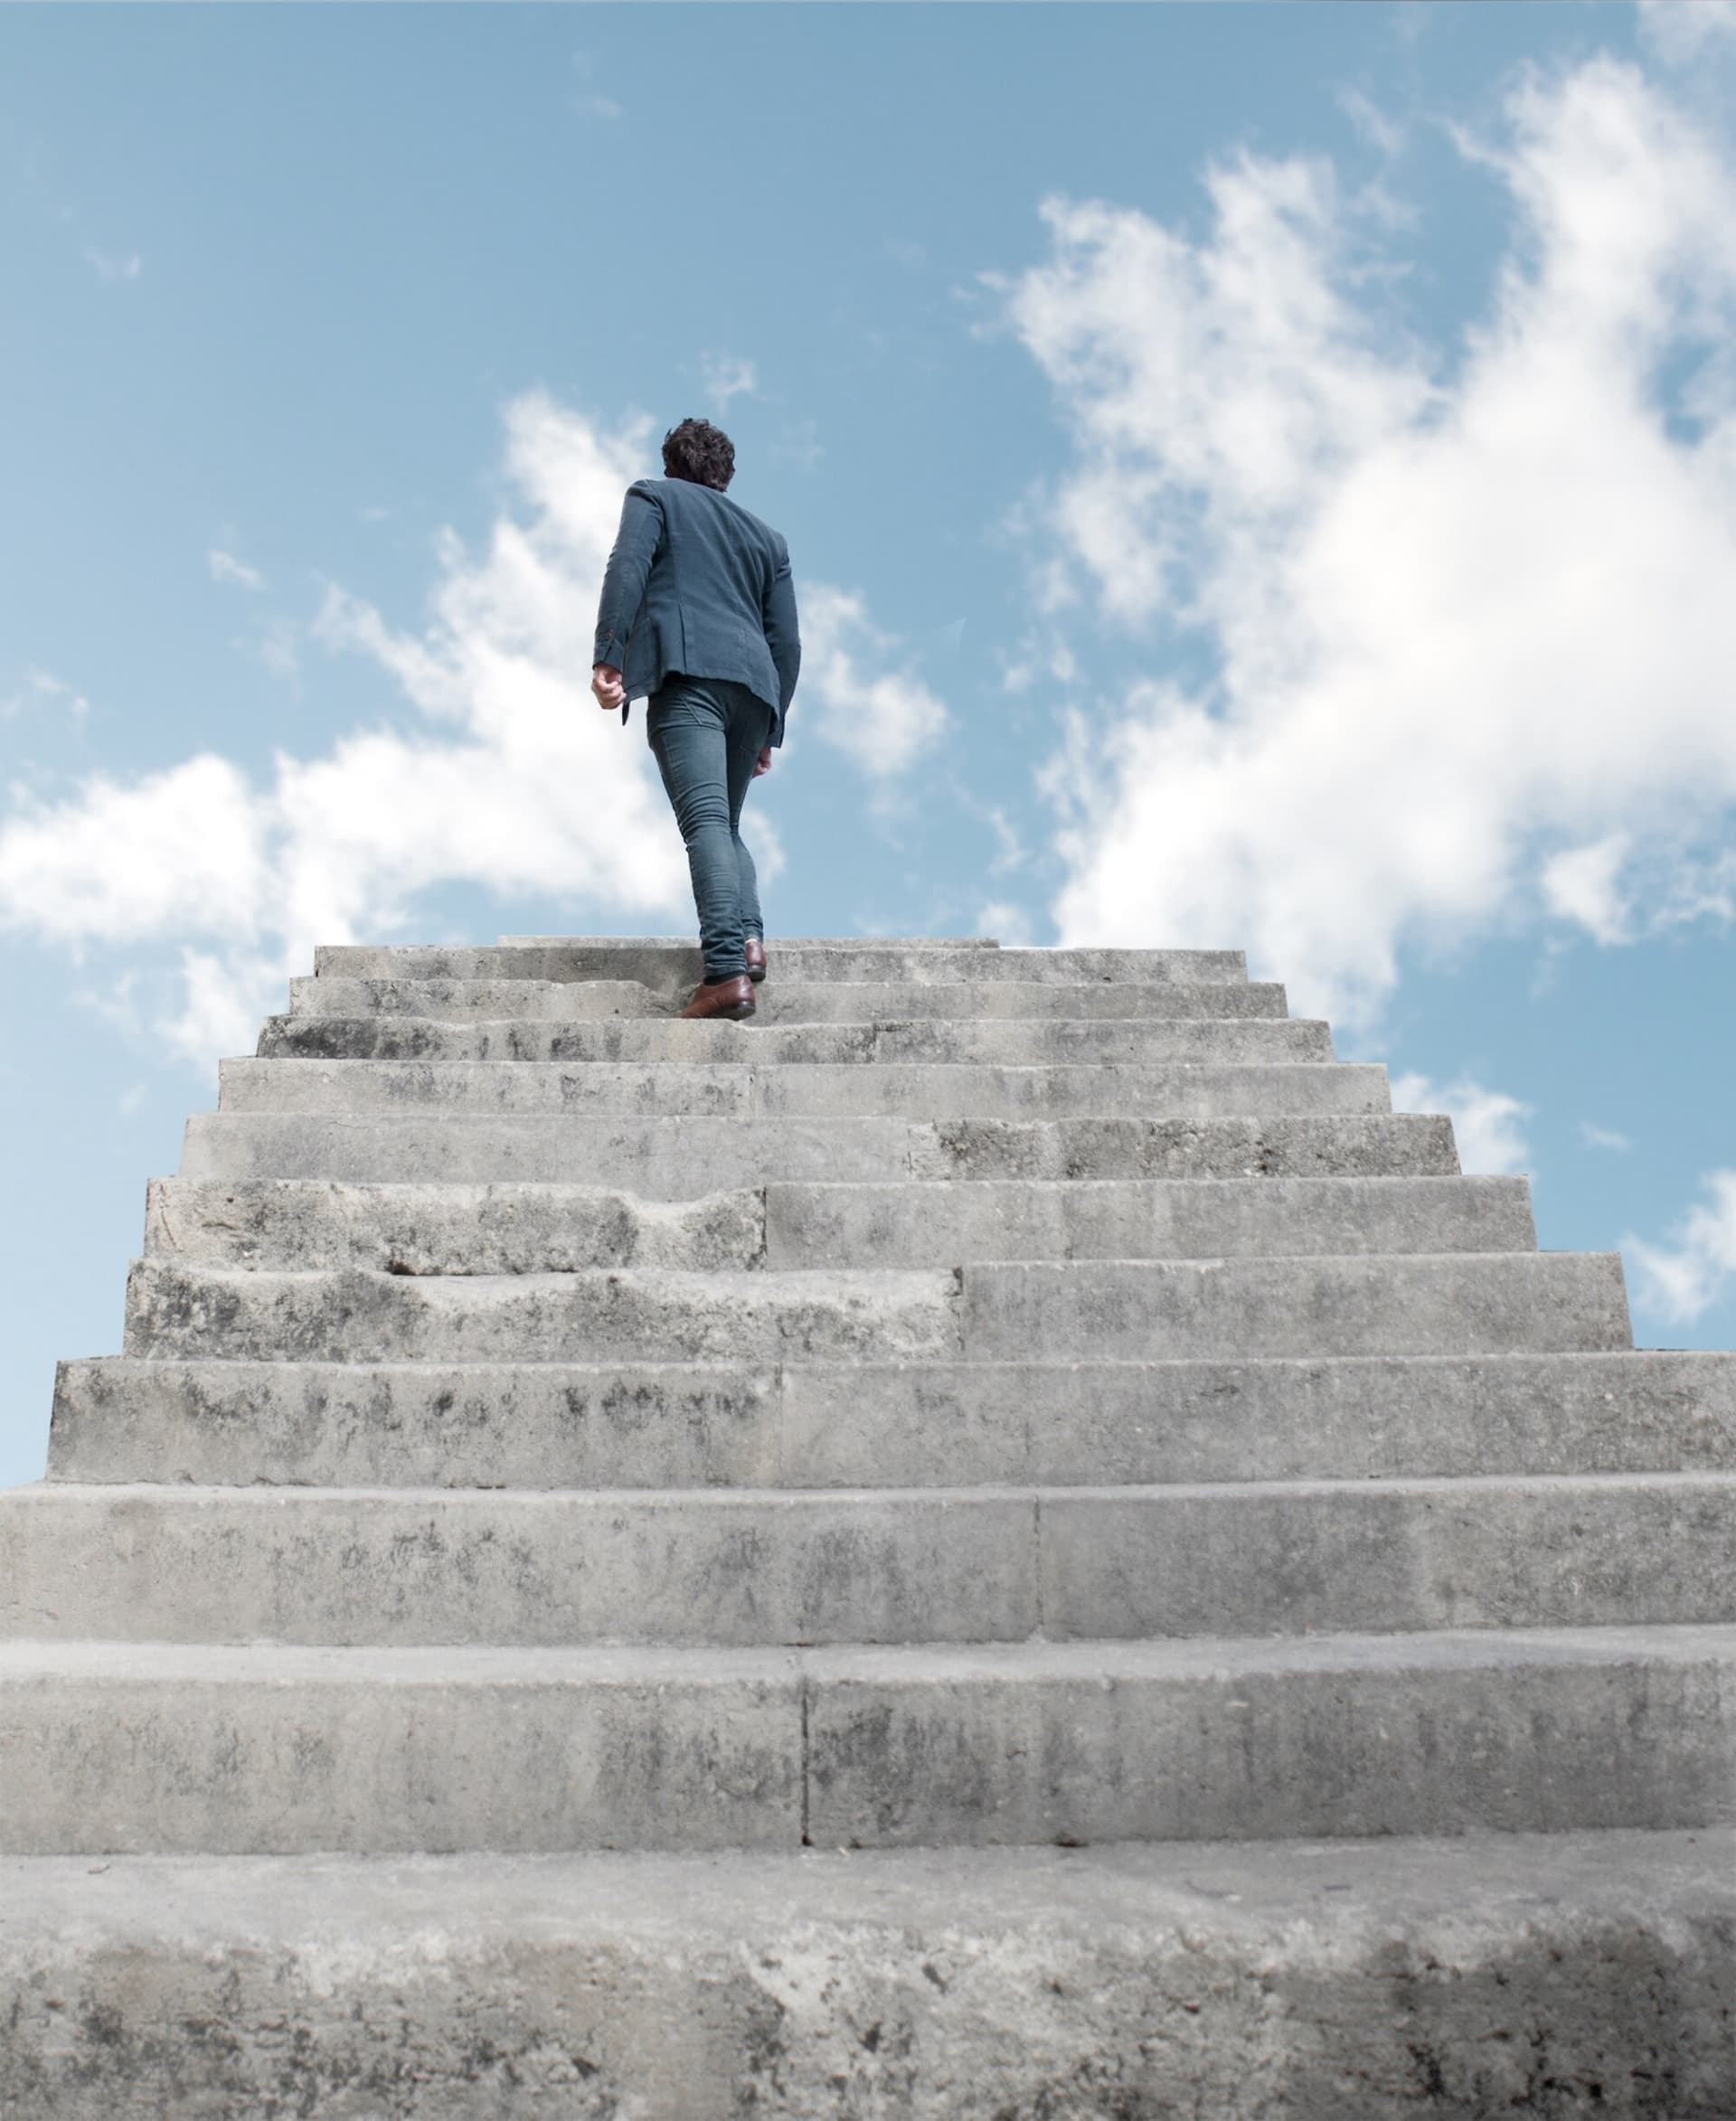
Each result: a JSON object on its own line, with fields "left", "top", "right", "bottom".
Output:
{"left": 662, "top": 417, "right": 735, "bottom": 492}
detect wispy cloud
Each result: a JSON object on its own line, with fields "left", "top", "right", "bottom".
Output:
{"left": 2, "top": 669, "right": 89, "bottom": 725}
{"left": 83, "top": 247, "right": 141, "bottom": 284}
{"left": 977, "top": 898, "right": 1034, "bottom": 946}
{"left": 1626, "top": 1169, "right": 1736, "bottom": 1323}
{"left": 993, "top": 56, "right": 1736, "bottom": 1027}
{"left": 1392, "top": 1071, "right": 1533, "bottom": 1176}
{"left": 700, "top": 352, "right": 758, "bottom": 408}
{"left": 772, "top": 418, "right": 825, "bottom": 472}
{"left": 570, "top": 46, "right": 622, "bottom": 120}
{"left": 1580, "top": 1121, "right": 1633, "bottom": 1153}
{"left": 208, "top": 548, "right": 263, "bottom": 592}
{"left": 796, "top": 582, "right": 951, "bottom": 783}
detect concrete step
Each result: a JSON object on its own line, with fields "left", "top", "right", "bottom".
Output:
{"left": 312, "top": 943, "right": 1250, "bottom": 988}
{"left": 122, "top": 1261, "right": 963, "bottom": 1365}
{"left": 49, "top": 1350, "right": 1736, "bottom": 1491}
{"left": 214, "top": 1058, "right": 1392, "bottom": 1122}
{"left": 1, "top": 1627, "right": 1730, "bottom": 1853}
{"left": 138, "top": 1176, "right": 1536, "bottom": 1277}
{"left": 120, "top": 1254, "right": 1625, "bottom": 1365}
{"left": 144, "top": 1179, "right": 769, "bottom": 1275}
{"left": 180, "top": 1111, "right": 1460, "bottom": 1188}
{"left": 5, "top": 1475, "right": 1731, "bottom": 1647}
{"left": 292, "top": 974, "right": 1294, "bottom": 1023}
{"left": 760, "top": 1176, "right": 1533, "bottom": 1269}
{"left": 962, "top": 1252, "right": 1629, "bottom": 1359}
{"left": 494, "top": 934, "right": 1005, "bottom": 947}
{"left": 259, "top": 1012, "right": 1334, "bottom": 1066}
{"left": 4, "top": 1833, "right": 1730, "bottom": 2117}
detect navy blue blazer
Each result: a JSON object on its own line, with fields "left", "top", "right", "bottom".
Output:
{"left": 592, "top": 476, "right": 801, "bottom": 744}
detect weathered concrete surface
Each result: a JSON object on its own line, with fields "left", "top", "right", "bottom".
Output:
{"left": 1, "top": 1833, "right": 1730, "bottom": 2118}
{"left": 801, "top": 1627, "right": 1736, "bottom": 1846}
{"left": 11, "top": 928, "right": 1733, "bottom": 2107}
{"left": 0, "top": 1641, "right": 804, "bottom": 1854}
{"left": 4, "top": 1475, "right": 1731, "bottom": 1645}
{"left": 288, "top": 973, "right": 1297, "bottom": 1022}
{"left": 143, "top": 1178, "right": 769, "bottom": 1274}
{"left": 906, "top": 1113, "right": 1459, "bottom": 1181}
{"left": 760, "top": 1174, "right": 1536, "bottom": 1268}
{"left": 313, "top": 942, "right": 1250, "bottom": 987}
{"left": 259, "top": 1008, "right": 1334, "bottom": 1064}
{"left": 0, "top": 1485, "right": 1043, "bottom": 1645}
{"left": 965, "top": 1252, "right": 1632, "bottom": 1358}
{"left": 139, "top": 1174, "right": 1534, "bottom": 1275}
{"left": 49, "top": 1349, "right": 1736, "bottom": 1490}
{"left": 1, "top": 1630, "right": 1731, "bottom": 1852}
{"left": 122, "top": 1260, "right": 963, "bottom": 1364}
{"left": 177, "top": 1110, "right": 1462, "bottom": 1188}
{"left": 215, "top": 1056, "right": 1392, "bottom": 1121}
{"left": 118, "top": 1254, "right": 1622, "bottom": 1365}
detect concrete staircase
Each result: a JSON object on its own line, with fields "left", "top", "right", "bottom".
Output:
{"left": 3, "top": 937, "right": 1732, "bottom": 2116}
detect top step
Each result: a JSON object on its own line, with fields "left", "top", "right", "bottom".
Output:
{"left": 313, "top": 943, "right": 1249, "bottom": 989}
{"left": 496, "top": 937, "right": 1005, "bottom": 949}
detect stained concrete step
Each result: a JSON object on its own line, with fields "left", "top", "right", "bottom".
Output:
{"left": 139, "top": 1177, "right": 1536, "bottom": 1277}
{"left": 214, "top": 1058, "right": 1392, "bottom": 1122}
{"left": 49, "top": 1351, "right": 1736, "bottom": 1490}
{"left": 121, "top": 1254, "right": 1625, "bottom": 1365}
{"left": 181, "top": 1111, "right": 1460, "bottom": 1189}
{"left": 313, "top": 944, "right": 1250, "bottom": 988}
{"left": 259, "top": 1013, "right": 1334, "bottom": 1066}
{"left": 962, "top": 1253, "right": 1630, "bottom": 1359}
{"left": 291, "top": 975, "right": 1294, "bottom": 1023}
{"left": 4, "top": 1833, "right": 1730, "bottom": 2118}
{"left": 121, "top": 1262, "right": 962, "bottom": 1366}
{"left": 5, "top": 1476, "right": 1731, "bottom": 1647}
{"left": 761, "top": 1176, "right": 1533, "bottom": 1269}
{"left": 1, "top": 1627, "right": 1730, "bottom": 1854}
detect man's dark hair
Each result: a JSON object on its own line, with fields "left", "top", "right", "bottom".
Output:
{"left": 662, "top": 417, "right": 735, "bottom": 491}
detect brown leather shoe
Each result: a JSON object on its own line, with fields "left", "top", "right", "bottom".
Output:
{"left": 681, "top": 974, "right": 756, "bottom": 1021}
{"left": 744, "top": 937, "right": 767, "bottom": 984}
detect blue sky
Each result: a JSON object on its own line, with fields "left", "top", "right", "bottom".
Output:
{"left": 5, "top": 1, "right": 1736, "bottom": 1488}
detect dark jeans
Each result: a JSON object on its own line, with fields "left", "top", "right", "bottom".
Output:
{"left": 646, "top": 673, "right": 773, "bottom": 983}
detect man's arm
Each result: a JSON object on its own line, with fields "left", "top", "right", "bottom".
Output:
{"left": 761, "top": 533, "right": 801, "bottom": 741}
{"left": 592, "top": 480, "right": 664, "bottom": 677}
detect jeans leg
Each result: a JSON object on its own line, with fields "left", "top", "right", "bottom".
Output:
{"left": 723, "top": 690, "right": 773, "bottom": 944}
{"left": 648, "top": 683, "right": 747, "bottom": 982}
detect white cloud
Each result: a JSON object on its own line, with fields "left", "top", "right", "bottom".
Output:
{"left": 700, "top": 353, "right": 758, "bottom": 407}
{"left": 797, "top": 582, "right": 950, "bottom": 780}
{"left": 1392, "top": 1070, "right": 1533, "bottom": 1175}
{"left": 1580, "top": 1120, "right": 1633, "bottom": 1152}
{"left": 995, "top": 55, "right": 1736, "bottom": 1026}
{"left": 977, "top": 898, "right": 1035, "bottom": 946}
{"left": 1637, "top": 0, "right": 1736, "bottom": 64}
{"left": 208, "top": 549, "right": 263, "bottom": 592}
{"left": 1625, "top": 1169, "right": 1736, "bottom": 1322}
{"left": 0, "top": 390, "right": 932, "bottom": 1063}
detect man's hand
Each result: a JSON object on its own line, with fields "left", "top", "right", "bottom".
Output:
{"left": 753, "top": 745, "right": 773, "bottom": 778}
{"left": 592, "top": 664, "right": 625, "bottom": 711}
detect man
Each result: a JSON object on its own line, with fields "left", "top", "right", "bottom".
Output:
{"left": 591, "top": 417, "right": 801, "bottom": 1021}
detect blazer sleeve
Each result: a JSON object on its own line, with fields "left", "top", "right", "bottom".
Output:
{"left": 592, "top": 480, "right": 665, "bottom": 670}
{"left": 762, "top": 533, "right": 802, "bottom": 739}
